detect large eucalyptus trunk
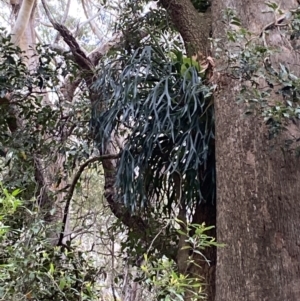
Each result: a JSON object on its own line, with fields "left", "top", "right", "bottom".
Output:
{"left": 212, "top": 0, "right": 300, "bottom": 300}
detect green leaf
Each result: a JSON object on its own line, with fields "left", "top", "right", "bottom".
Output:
{"left": 59, "top": 278, "right": 66, "bottom": 290}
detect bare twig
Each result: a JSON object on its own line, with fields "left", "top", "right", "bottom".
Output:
{"left": 57, "top": 153, "right": 121, "bottom": 246}
{"left": 81, "top": 0, "right": 103, "bottom": 40}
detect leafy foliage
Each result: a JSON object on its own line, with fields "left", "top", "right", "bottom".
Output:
{"left": 116, "top": 2, "right": 177, "bottom": 55}
{"left": 1, "top": 2, "right": 220, "bottom": 299}
{"left": 0, "top": 26, "right": 214, "bottom": 301}
{"left": 0, "top": 181, "right": 221, "bottom": 301}
{"left": 139, "top": 222, "right": 222, "bottom": 301}
{"left": 0, "top": 184, "right": 102, "bottom": 301}
{"left": 0, "top": 29, "right": 107, "bottom": 299}
{"left": 91, "top": 44, "right": 215, "bottom": 211}
{"left": 0, "top": 28, "right": 92, "bottom": 197}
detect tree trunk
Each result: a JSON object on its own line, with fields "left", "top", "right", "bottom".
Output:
{"left": 10, "top": 0, "right": 37, "bottom": 67}
{"left": 159, "top": 2, "right": 216, "bottom": 300}
{"left": 160, "top": 0, "right": 211, "bottom": 59}
{"left": 212, "top": 0, "right": 300, "bottom": 300}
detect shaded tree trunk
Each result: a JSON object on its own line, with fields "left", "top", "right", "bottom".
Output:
{"left": 212, "top": 0, "right": 300, "bottom": 300}
{"left": 160, "top": 1, "right": 216, "bottom": 300}
{"left": 160, "top": 0, "right": 211, "bottom": 59}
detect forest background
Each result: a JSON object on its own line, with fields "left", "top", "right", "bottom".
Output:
{"left": 0, "top": 0, "right": 300, "bottom": 301}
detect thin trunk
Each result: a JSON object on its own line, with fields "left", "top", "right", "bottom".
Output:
{"left": 213, "top": 0, "right": 300, "bottom": 300}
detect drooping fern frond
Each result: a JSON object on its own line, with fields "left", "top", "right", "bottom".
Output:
{"left": 91, "top": 44, "right": 215, "bottom": 212}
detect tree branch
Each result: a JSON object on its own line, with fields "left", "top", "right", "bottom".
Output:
{"left": 81, "top": 0, "right": 103, "bottom": 41}
{"left": 41, "top": 0, "right": 94, "bottom": 71}
{"left": 159, "top": 0, "right": 211, "bottom": 59}
{"left": 53, "top": 0, "right": 71, "bottom": 44}
{"left": 57, "top": 153, "right": 121, "bottom": 246}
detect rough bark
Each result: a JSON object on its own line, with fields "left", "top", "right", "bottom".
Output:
{"left": 160, "top": 0, "right": 212, "bottom": 59}
{"left": 212, "top": 0, "right": 300, "bottom": 300}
